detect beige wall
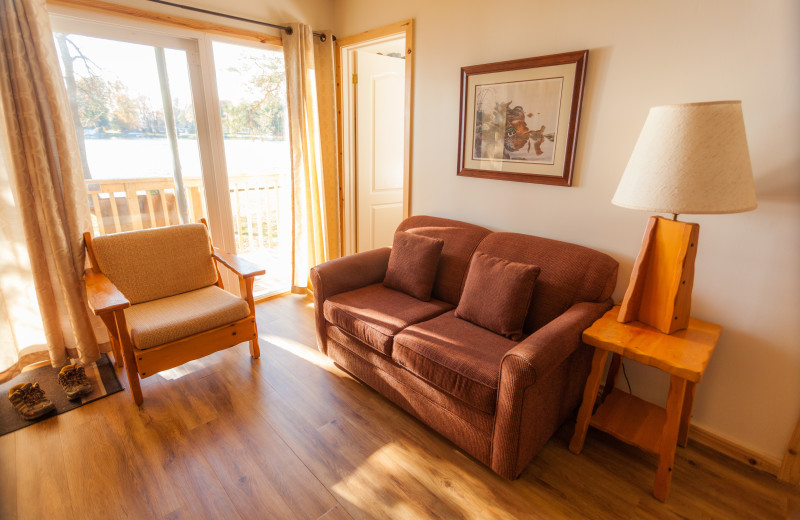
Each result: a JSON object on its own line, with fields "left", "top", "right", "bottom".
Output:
{"left": 334, "top": 0, "right": 800, "bottom": 461}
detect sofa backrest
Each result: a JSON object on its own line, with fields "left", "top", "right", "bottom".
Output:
{"left": 396, "top": 216, "right": 491, "bottom": 305}
{"left": 474, "top": 232, "right": 618, "bottom": 333}
{"left": 91, "top": 223, "right": 218, "bottom": 305}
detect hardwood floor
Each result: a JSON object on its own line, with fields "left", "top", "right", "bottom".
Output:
{"left": 1, "top": 294, "right": 797, "bottom": 519}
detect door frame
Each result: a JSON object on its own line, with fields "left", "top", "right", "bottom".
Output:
{"left": 336, "top": 19, "right": 414, "bottom": 255}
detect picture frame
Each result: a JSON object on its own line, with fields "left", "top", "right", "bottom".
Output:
{"left": 457, "top": 50, "right": 588, "bottom": 186}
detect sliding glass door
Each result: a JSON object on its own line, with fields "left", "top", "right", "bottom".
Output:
{"left": 211, "top": 41, "right": 291, "bottom": 297}
{"left": 52, "top": 20, "right": 209, "bottom": 233}
{"left": 50, "top": 16, "right": 290, "bottom": 297}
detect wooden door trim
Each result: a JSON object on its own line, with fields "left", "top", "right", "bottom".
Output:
{"left": 336, "top": 19, "right": 414, "bottom": 255}
{"left": 336, "top": 19, "right": 412, "bottom": 48}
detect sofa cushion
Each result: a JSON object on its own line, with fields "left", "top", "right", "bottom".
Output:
{"left": 383, "top": 232, "right": 444, "bottom": 301}
{"left": 396, "top": 216, "right": 491, "bottom": 305}
{"left": 455, "top": 253, "right": 540, "bottom": 340}
{"left": 393, "top": 311, "right": 518, "bottom": 414}
{"left": 474, "top": 232, "right": 619, "bottom": 333}
{"left": 324, "top": 284, "right": 453, "bottom": 356}
{"left": 92, "top": 223, "right": 218, "bottom": 305}
{"left": 125, "top": 285, "right": 250, "bottom": 349}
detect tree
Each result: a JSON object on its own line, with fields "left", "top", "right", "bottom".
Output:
{"left": 263, "top": 99, "right": 285, "bottom": 138}
{"left": 107, "top": 80, "right": 141, "bottom": 133}
{"left": 242, "top": 54, "right": 285, "bottom": 111}
{"left": 174, "top": 101, "right": 196, "bottom": 136}
{"left": 219, "top": 53, "right": 286, "bottom": 138}
{"left": 55, "top": 33, "right": 95, "bottom": 179}
{"left": 244, "top": 54, "right": 286, "bottom": 139}
{"left": 75, "top": 75, "right": 110, "bottom": 129}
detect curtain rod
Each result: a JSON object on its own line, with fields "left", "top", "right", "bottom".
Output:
{"left": 146, "top": 0, "right": 335, "bottom": 41}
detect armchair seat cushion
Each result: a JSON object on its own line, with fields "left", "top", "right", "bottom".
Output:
{"left": 125, "top": 285, "right": 250, "bottom": 350}
{"left": 393, "top": 311, "right": 519, "bottom": 414}
{"left": 323, "top": 284, "right": 453, "bottom": 356}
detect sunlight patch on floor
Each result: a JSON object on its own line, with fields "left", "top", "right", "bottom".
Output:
{"left": 156, "top": 358, "right": 217, "bottom": 380}
{"left": 331, "top": 442, "right": 423, "bottom": 518}
{"left": 262, "top": 333, "right": 337, "bottom": 371}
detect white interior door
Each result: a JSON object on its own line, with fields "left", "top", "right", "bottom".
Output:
{"left": 355, "top": 51, "right": 405, "bottom": 252}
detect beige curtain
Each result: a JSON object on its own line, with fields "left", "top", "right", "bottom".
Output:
{"left": 282, "top": 24, "right": 341, "bottom": 293}
{"left": 0, "top": 0, "right": 100, "bottom": 383}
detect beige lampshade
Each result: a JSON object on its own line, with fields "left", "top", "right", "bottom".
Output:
{"left": 612, "top": 100, "right": 757, "bottom": 214}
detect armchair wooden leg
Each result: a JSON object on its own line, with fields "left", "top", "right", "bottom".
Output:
{"left": 123, "top": 355, "right": 143, "bottom": 406}
{"left": 114, "top": 311, "right": 143, "bottom": 405}
{"left": 100, "top": 313, "right": 124, "bottom": 368}
{"left": 249, "top": 337, "right": 260, "bottom": 359}
{"left": 240, "top": 276, "right": 260, "bottom": 360}
{"left": 110, "top": 339, "right": 124, "bottom": 368}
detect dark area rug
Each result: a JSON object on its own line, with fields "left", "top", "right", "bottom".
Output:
{"left": 0, "top": 353, "right": 123, "bottom": 436}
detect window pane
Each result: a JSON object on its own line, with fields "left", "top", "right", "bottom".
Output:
{"left": 53, "top": 33, "right": 206, "bottom": 235}
{"left": 212, "top": 41, "right": 291, "bottom": 297}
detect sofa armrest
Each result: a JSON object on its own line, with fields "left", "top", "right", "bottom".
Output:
{"left": 85, "top": 269, "right": 130, "bottom": 315}
{"left": 309, "top": 247, "right": 391, "bottom": 354}
{"left": 491, "top": 299, "right": 613, "bottom": 478}
{"left": 310, "top": 247, "right": 391, "bottom": 298}
{"left": 501, "top": 300, "right": 611, "bottom": 387}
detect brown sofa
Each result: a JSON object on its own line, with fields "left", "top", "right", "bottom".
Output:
{"left": 310, "top": 216, "right": 618, "bottom": 479}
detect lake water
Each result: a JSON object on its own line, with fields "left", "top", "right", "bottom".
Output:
{"left": 83, "top": 137, "right": 290, "bottom": 180}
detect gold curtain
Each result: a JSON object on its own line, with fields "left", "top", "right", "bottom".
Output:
{"left": 282, "top": 24, "right": 340, "bottom": 293}
{"left": 0, "top": 0, "right": 99, "bottom": 382}
{"left": 313, "top": 32, "right": 341, "bottom": 260}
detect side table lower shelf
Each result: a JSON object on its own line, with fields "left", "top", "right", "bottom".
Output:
{"left": 590, "top": 389, "right": 665, "bottom": 456}
{"left": 569, "top": 306, "right": 721, "bottom": 501}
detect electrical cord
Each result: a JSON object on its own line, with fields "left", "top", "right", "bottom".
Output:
{"left": 621, "top": 360, "right": 632, "bottom": 394}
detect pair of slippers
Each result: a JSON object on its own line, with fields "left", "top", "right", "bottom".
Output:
{"left": 7, "top": 364, "right": 93, "bottom": 420}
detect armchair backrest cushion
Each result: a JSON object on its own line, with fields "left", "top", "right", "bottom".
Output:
{"left": 91, "top": 223, "right": 218, "bottom": 305}
{"left": 474, "top": 232, "right": 618, "bottom": 334}
{"left": 396, "top": 216, "right": 491, "bottom": 306}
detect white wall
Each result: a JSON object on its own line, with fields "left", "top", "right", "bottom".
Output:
{"left": 333, "top": 0, "right": 800, "bottom": 462}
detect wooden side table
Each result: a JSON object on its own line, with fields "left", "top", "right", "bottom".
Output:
{"left": 569, "top": 306, "right": 721, "bottom": 501}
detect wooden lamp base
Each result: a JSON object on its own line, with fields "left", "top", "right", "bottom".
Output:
{"left": 618, "top": 216, "right": 700, "bottom": 334}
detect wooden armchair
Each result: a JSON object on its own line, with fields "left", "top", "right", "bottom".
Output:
{"left": 83, "top": 222, "right": 265, "bottom": 405}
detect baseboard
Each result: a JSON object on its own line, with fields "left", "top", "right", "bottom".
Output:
{"left": 689, "top": 424, "right": 782, "bottom": 477}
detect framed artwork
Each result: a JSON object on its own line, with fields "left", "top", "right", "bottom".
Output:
{"left": 457, "top": 50, "right": 588, "bottom": 186}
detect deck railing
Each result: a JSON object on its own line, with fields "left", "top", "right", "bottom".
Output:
{"left": 85, "top": 174, "right": 282, "bottom": 253}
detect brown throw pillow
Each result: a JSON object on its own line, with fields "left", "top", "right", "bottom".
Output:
{"left": 383, "top": 232, "right": 445, "bottom": 301}
{"left": 455, "top": 253, "right": 540, "bottom": 340}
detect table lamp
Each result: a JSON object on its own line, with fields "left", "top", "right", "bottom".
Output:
{"left": 612, "top": 100, "right": 757, "bottom": 334}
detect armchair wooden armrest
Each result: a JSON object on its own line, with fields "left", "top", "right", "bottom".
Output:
{"left": 85, "top": 269, "right": 130, "bottom": 315}
{"left": 213, "top": 251, "right": 266, "bottom": 278}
